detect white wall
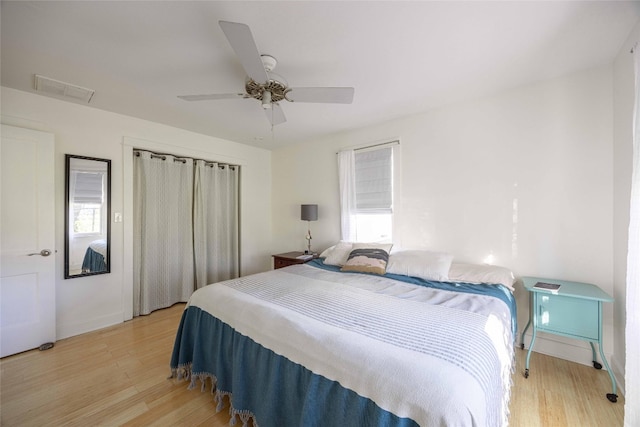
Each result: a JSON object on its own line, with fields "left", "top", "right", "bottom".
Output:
{"left": 612, "top": 21, "right": 640, "bottom": 395}
{"left": 273, "top": 65, "right": 616, "bottom": 366}
{"left": 1, "top": 87, "right": 272, "bottom": 340}
{"left": 0, "top": 59, "right": 625, "bottom": 371}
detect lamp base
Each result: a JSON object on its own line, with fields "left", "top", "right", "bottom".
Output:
{"left": 305, "top": 226, "right": 312, "bottom": 255}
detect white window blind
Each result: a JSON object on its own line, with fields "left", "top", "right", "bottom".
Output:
{"left": 354, "top": 146, "right": 392, "bottom": 213}
{"left": 73, "top": 172, "right": 103, "bottom": 204}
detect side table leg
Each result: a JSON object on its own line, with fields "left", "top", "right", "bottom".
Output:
{"left": 596, "top": 342, "right": 618, "bottom": 402}
{"left": 520, "top": 318, "right": 531, "bottom": 350}
{"left": 524, "top": 328, "right": 537, "bottom": 379}
{"left": 590, "top": 342, "right": 603, "bottom": 369}
{"left": 520, "top": 292, "right": 533, "bottom": 350}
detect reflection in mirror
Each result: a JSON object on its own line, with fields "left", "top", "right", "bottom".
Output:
{"left": 64, "top": 155, "right": 111, "bottom": 279}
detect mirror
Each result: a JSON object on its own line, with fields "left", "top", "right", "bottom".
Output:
{"left": 64, "top": 155, "right": 111, "bottom": 279}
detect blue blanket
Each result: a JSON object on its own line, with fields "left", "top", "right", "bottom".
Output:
{"left": 81, "top": 247, "right": 106, "bottom": 273}
{"left": 172, "top": 306, "right": 417, "bottom": 427}
{"left": 170, "top": 262, "right": 516, "bottom": 427}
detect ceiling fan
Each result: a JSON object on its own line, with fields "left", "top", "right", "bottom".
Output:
{"left": 178, "top": 20, "right": 355, "bottom": 126}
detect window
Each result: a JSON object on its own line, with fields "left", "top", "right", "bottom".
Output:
{"left": 338, "top": 142, "right": 396, "bottom": 243}
{"left": 354, "top": 146, "right": 393, "bottom": 242}
{"left": 71, "top": 171, "right": 105, "bottom": 234}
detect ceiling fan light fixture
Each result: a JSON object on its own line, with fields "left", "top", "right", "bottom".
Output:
{"left": 262, "top": 90, "right": 272, "bottom": 109}
{"left": 260, "top": 55, "right": 277, "bottom": 72}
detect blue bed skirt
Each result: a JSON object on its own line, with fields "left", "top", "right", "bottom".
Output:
{"left": 170, "top": 305, "right": 418, "bottom": 427}
{"left": 81, "top": 247, "right": 106, "bottom": 273}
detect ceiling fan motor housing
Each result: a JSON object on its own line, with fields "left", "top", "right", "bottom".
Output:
{"left": 245, "top": 75, "right": 288, "bottom": 103}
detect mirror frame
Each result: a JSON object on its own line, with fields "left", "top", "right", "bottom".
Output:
{"left": 64, "top": 154, "right": 111, "bottom": 279}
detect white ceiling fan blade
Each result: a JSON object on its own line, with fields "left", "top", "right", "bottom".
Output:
{"left": 178, "top": 93, "right": 246, "bottom": 101}
{"left": 286, "top": 87, "right": 355, "bottom": 104}
{"left": 265, "top": 103, "right": 286, "bottom": 126}
{"left": 219, "top": 21, "right": 269, "bottom": 84}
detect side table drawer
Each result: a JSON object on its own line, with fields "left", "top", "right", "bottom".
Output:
{"left": 274, "top": 257, "right": 298, "bottom": 269}
{"left": 537, "top": 294, "right": 599, "bottom": 340}
{"left": 272, "top": 252, "right": 315, "bottom": 270}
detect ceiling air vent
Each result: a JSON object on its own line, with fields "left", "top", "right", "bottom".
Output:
{"left": 34, "top": 74, "right": 95, "bottom": 103}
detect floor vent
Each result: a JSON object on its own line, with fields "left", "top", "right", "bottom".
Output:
{"left": 34, "top": 74, "right": 95, "bottom": 103}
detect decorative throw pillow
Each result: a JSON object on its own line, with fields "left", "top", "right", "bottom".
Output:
{"left": 340, "top": 248, "right": 390, "bottom": 275}
{"left": 351, "top": 242, "right": 394, "bottom": 253}
{"left": 386, "top": 250, "right": 453, "bottom": 282}
{"left": 323, "top": 242, "right": 354, "bottom": 266}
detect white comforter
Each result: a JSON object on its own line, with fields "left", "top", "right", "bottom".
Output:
{"left": 187, "top": 263, "right": 514, "bottom": 426}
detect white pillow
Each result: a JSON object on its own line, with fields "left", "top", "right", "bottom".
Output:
{"left": 319, "top": 244, "right": 336, "bottom": 258}
{"left": 386, "top": 250, "right": 453, "bottom": 281}
{"left": 447, "top": 263, "right": 515, "bottom": 291}
{"left": 323, "top": 242, "right": 354, "bottom": 266}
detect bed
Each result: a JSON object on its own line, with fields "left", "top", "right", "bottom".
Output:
{"left": 81, "top": 239, "right": 107, "bottom": 273}
{"left": 170, "top": 246, "right": 516, "bottom": 427}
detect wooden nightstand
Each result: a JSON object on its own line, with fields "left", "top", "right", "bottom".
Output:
{"left": 520, "top": 276, "right": 617, "bottom": 402}
{"left": 272, "top": 252, "right": 316, "bottom": 269}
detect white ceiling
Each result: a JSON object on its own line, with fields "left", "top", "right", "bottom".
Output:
{"left": 2, "top": 1, "right": 639, "bottom": 149}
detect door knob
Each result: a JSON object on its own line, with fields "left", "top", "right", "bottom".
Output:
{"left": 27, "top": 249, "right": 52, "bottom": 257}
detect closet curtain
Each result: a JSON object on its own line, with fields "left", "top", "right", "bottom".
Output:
{"left": 625, "top": 47, "right": 640, "bottom": 427}
{"left": 194, "top": 160, "right": 239, "bottom": 289}
{"left": 133, "top": 151, "right": 240, "bottom": 316}
{"left": 133, "top": 151, "right": 194, "bottom": 316}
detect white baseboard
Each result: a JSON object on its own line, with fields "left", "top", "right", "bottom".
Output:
{"left": 57, "top": 311, "right": 124, "bottom": 340}
{"left": 520, "top": 331, "right": 611, "bottom": 369}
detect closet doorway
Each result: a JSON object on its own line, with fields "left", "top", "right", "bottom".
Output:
{"left": 132, "top": 150, "right": 239, "bottom": 316}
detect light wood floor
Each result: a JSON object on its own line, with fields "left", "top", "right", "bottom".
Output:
{"left": 0, "top": 303, "right": 625, "bottom": 426}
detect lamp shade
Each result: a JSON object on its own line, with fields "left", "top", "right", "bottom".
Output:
{"left": 301, "top": 204, "right": 318, "bottom": 221}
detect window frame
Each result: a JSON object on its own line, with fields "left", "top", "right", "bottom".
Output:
{"left": 339, "top": 140, "right": 399, "bottom": 244}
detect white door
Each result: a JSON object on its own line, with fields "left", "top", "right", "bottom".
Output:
{"left": 0, "top": 125, "right": 56, "bottom": 358}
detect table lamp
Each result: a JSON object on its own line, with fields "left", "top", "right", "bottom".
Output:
{"left": 301, "top": 204, "right": 318, "bottom": 254}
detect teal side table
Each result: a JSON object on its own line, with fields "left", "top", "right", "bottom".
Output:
{"left": 520, "top": 276, "right": 617, "bottom": 402}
